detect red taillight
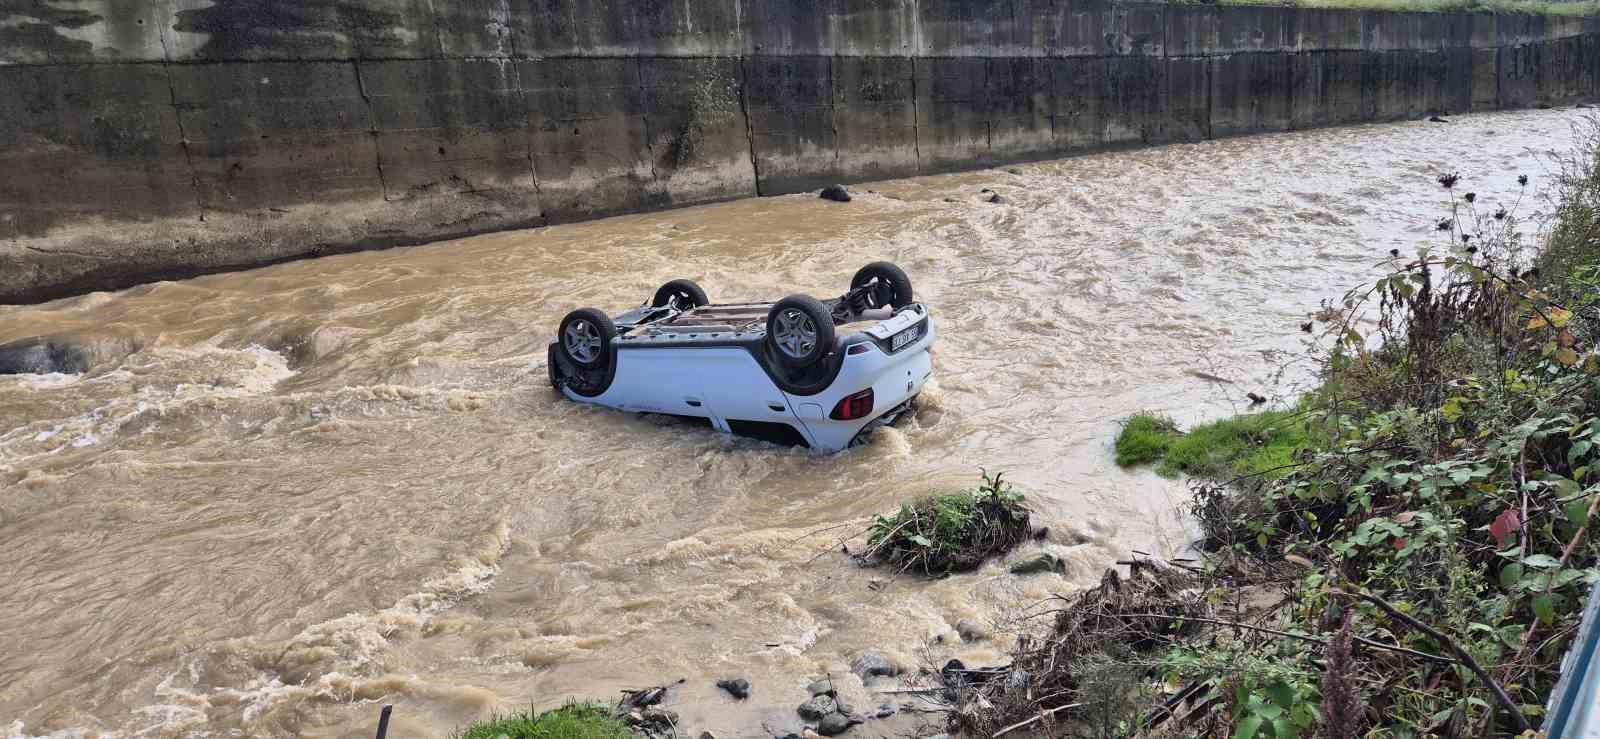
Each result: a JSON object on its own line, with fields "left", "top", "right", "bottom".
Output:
{"left": 830, "top": 388, "right": 875, "bottom": 421}
{"left": 846, "top": 343, "right": 871, "bottom": 355}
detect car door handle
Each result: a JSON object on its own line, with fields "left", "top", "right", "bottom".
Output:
{"left": 685, "top": 397, "right": 703, "bottom": 408}
{"left": 768, "top": 403, "right": 786, "bottom": 412}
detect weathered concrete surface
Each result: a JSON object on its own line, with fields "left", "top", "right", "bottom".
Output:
{"left": 2, "top": 1, "right": 1598, "bottom": 303}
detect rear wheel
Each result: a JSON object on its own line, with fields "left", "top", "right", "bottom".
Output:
{"left": 558, "top": 308, "right": 616, "bottom": 369}
{"left": 851, "top": 262, "right": 914, "bottom": 310}
{"left": 766, "top": 295, "right": 835, "bottom": 369}
{"left": 652, "top": 279, "right": 709, "bottom": 310}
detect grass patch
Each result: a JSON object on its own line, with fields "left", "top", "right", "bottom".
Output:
{"left": 1160, "top": 410, "right": 1307, "bottom": 479}
{"left": 454, "top": 703, "right": 633, "bottom": 739}
{"left": 1114, "top": 412, "right": 1181, "bottom": 467}
{"left": 866, "top": 470, "right": 1031, "bottom": 575}
{"left": 1115, "top": 410, "right": 1309, "bottom": 480}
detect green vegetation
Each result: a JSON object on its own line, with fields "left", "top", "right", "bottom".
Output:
{"left": 1117, "top": 410, "right": 1310, "bottom": 479}
{"left": 958, "top": 122, "right": 1600, "bottom": 736}
{"left": 866, "top": 470, "right": 1032, "bottom": 575}
{"left": 1197, "top": 0, "right": 1599, "bottom": 17}
{"left": 454, "top": 703, "right": 633, "bottom": 739}
{"left": 1114, "top": 412, "right": 1180, "bottom": 467}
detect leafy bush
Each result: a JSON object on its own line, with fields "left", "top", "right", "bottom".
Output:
{"left": 455, "top": 703, "right": 633, "bottom": 739}
{"left": 1115, "top": 412, "right": 1180, "bottom": 467}
{"left": 866, "top": 470, "right": 1031, "bottom": 575}
{"left": 1179, "top": 160, "right": 1600, "bottom": 734}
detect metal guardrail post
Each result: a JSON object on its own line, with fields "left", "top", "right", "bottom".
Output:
{"left": 1546, "top": 584, "right": 1600, "bottom": 737}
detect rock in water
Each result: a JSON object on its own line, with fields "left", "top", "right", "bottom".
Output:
{"left": 716, "top": 678, "right": 751, "bottom": 700}
{"left": 1428, "top": 115, "right": 1450, "bottom": 123}
{"left": 955, "top": 619, "right": 989, "bottom": 642}
{"left": 817, "top": 713, "right": 862, "bottom": 736}
{"left": 819, "top": 184, "right": 852, "bottom": 202}
{"left": 0, "top": 337, "right": 87, "bottom": 375}
{"left": 986, "top": 193, "right": 1006, "bottom": 204}
{"left": 850, "top": 650, "right": 900, "bottom": 679}
{"left": 806, "top": 679, "right": 836, "bottom": 697}
{"left": 1009, "top": 553, "right": 1065, "bottom": 575}
{"left": 872, "top": 703, "right": 898, "bottom": 719}
{"left": 798, "top": 694, "right": 837, "bottom": 720}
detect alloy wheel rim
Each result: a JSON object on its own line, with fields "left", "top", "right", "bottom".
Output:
{"left": 775, "top": 309, "right": 818, "bottom": 359}
{"left": 564, "top": 320, "right": 602, "bottom": 363}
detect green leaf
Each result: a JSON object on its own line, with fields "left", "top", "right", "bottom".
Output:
{"left": 1567, "top": 499, "right": 1593, "bottom": 526}
{"left": 1533, "top": 594, "right": 1556, "bottom": 624}
{"left": 1271, "top": 717, "right": 1297, "bottom": 739}
{"left": 1255, "top": 703, "right": 1285, "bottom": 720}
{"left": 908, "top": 534, "right": 932, "bottom": 547}
{"left": 1441, "top": 398, "right": 1464, "bottom": 422}
{"left": 1500, "top": 563, "right": 1525, "bottom": 591}
{"left": 1266, "top": 682, "right": 1295, "bottom": 710}
{"left": 1235, "top": 715, "right": 1265, "bottom": 739}
{"left": 1523, "top": 554, "right": 1564, "bottom": 569}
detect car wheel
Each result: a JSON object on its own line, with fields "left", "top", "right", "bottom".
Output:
{"left": 851, "top": 262, "right": 914, "bottom": 309}
{"left": 652, "top": 279, "right": 709, "bottom": 310}
{"left": 558, "top": 308, "right": 617, "bottom": 370}
{"left": 766, "top": 295, "right": 835, "bottom": 369}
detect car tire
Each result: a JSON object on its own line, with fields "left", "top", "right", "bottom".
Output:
{"left": 652, "top": 279, "right": 709, "bottom": 309}
{"left": 851, "top": 262, "right": 914, "bottom": 310}
{"left": 558, "top": 308, "right": 617, "bottom": 370}
{"left": 547, "top": 343, "right": 562, "bottom": 389}
{"left": 766, "top": 295, "right": 835, "bottom": 370}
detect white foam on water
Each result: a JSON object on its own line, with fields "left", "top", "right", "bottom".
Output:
{"left": 4, "top": 721, "right": 92, "bottom": 739}
{"left": 100, "top": 519, "right": 514, "bottom": 736}
{"left": 17, "top": 373, "right": 81, "bottom": 390}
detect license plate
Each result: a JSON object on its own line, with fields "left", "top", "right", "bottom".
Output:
{"left": 890, "top": 325, "right": 920, "bottom": 352}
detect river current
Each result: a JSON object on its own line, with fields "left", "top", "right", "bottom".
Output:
{"left": 1, "top": 108, "right": 1585, "bottom": 738}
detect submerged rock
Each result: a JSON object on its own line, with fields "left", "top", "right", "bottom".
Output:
{"left": 819, "top": 184, "right": 852, "bottom": 202}
{"left": 716, "top": 678, "right": 751, "bottom": 700}
{"left": 986, "top": 192, "right": 1006, "bottom": 204}
{"left": 955, "top": 619, "right": 989, "bottom": 642}
{"left": 1429, "top": 115, "right": 1450, "bottom": 123}
{"left": 816, "top": 713, "right": 863, "bottom": 736}
{"left": 0, "top": 337, "right": 87, "bottom": 375}
{"left": 850, "top": 650, "right": 901, "bottom": 679}
{"left": 872, "top": 702, "right": 898, "bottom": 719}
{"left": 806, "top": 679, "right": 836, "bottom": 697}
{"left": 798, "top": 694, "right": 837, "bottom": 720}
{"left": 1009, "top": 552, "right": 1065, "bottom": 575}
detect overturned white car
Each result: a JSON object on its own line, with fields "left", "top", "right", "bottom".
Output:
{"left": 548, "top": 262, "right": 934, "bottom": 451}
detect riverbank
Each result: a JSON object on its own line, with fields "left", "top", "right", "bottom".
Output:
{"left": 955, "top": 117, "right": 1600, "bottom": 735}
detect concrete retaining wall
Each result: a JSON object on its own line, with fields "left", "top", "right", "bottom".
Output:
{"left": 3, "top": 1, "right": 1597, "bottom": 303}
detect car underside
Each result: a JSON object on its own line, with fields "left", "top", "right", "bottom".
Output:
{"left": 547, "top": 262, "right": 934, "bottom": 451}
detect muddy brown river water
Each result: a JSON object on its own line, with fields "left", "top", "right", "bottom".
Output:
{"left": 1, "top": 108, "right": 1586, "bottom": 738}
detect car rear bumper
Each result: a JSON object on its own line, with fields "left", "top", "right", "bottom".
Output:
{"left": 788, "top": 315, "right": 935, "bottom": 451}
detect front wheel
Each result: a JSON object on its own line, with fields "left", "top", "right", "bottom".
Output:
{"left": 851, "top": 262, "right": 913, "bottom": 310}
{"left": 766, "top": 295, "right": 835, "bottom": 369}
{"left": 558, "top": 308, "right": 617, "bottom": 370}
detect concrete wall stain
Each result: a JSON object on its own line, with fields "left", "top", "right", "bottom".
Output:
{"left": 1, "top": 1, "right": 1597, "bottom": 303}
